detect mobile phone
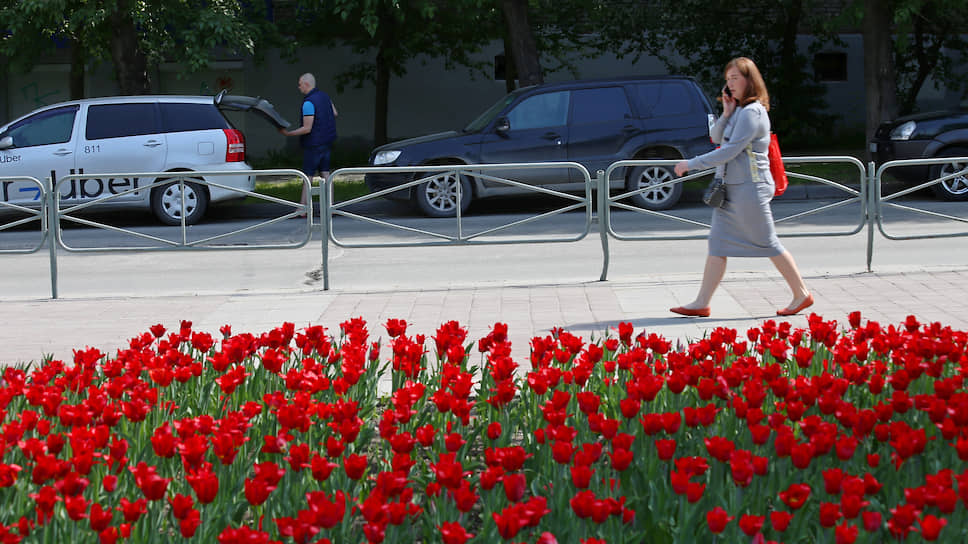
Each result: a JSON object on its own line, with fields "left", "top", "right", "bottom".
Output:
{"left": 722, "top": 85, "right": 732, "bottom": 97}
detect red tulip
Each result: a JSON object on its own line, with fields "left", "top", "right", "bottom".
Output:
{"left": 179, "top": 508, "right": 201, "bottom": 538}
{"left": 492, "top": 506, "right": 523, "bottom": 540}
{"left": 186, "top": 463, "right": 219, "bottom": 504}
{"left": 117, "top": 497, "right": 147, "bottom": 523}
{"left": 739, "top": 514, "right": 765, "bottom": 536}
{"left": 686, "top": 482, "right": 705, "bottom": 503}
{"left": 502, "top": 472, "right": 527, "bottom": 502}
{"left": 431, "top": 453, "right": 466, "bottom": 490}
{"left": 450, "top": 480, "right": 478, "bottom": 513}
{"left": 609, "top": 448, "right": 634, "bottom": 471}
{"left": 703, "top": 436, "right": 735, "bottom": 463}
{"left": 64, "top": 494, "right": 89, "bottom": 521}
{"left": 834, "top": 521, "right": 858, "bottom": 544}
{"left": 168, "top": 493, "right": 194, "bottom": 520}
{"left": 486, "top": 422, "right": 502, "bottom": 440}
{"left": 779, "top": 483, "right": 811, "bottom": 510}
{"left": 342, "top": 453, "right": 367, "bottom": 480}
{"left": 306, "top": 490, "right": 346, "bottom": 529}
{"left": 243, "top": 477, "right": 275, "bottom": 506}
{"left": 706, "top": 507, "right": 734, "bottom": 534}
{"left": 920, "top": 514, "right": 948, "bottom": 541}
{"left": 770, "top": 510, "right": 792, "bottom": 532}
{"left": 655, "top": 439, "right": 676, "bottom": 460}
{"left": 820, "top": 502, "right": 843, "bottom": 528}
{"left": 439, "top": 521, "right": 473, "bottom": 544}
{"left": 570, "top": 464, "right": 594, "bottom": 489}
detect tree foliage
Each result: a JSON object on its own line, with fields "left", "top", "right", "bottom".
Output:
{"left": 589, "top": 0, "right": 840, "bottom": 147}
{"left": 290, "top": 0, "right": 502, "bottom": 145}
{"left": 0, "top": 0, "right": 281, "bottom": 95}
{"left": 845, "top": 0, "right": 968, "bottom": 116}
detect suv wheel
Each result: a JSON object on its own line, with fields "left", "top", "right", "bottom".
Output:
{"left": 626, "top": 165, "right": 682, "bottom": 210}
{"left": 930, "top": 147, "right": 968, "bottom": 201}
{"left": 414, "top": 169, "right": 472, "bottom": 218}
{"left": 151, "top": 178, "right": 209, "bottom": 225}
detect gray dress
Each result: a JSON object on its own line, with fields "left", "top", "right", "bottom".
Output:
{"left": 687, "top": 102, "right": 785, "bottom": 257}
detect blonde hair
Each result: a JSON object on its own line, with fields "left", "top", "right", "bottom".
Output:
{"left": 725, "top": 57, "right": 770, "bottom": 111}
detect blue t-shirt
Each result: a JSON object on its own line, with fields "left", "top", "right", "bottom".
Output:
{"left": 302, "top": 102, "right": 315, "bottom": 116}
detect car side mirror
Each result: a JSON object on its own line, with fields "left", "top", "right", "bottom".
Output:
{"left": 0, "top": 136, "right": 11, "bottom": 150}
{"left": 495, "top": 117, "right": 510, "bottom": 134}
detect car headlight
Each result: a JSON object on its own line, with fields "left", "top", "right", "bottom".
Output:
{"left": 890, "top": 121, "right": 916, "bottom": 140}
{"left": 373, "top": 150, "right": 401, "bottom": 165}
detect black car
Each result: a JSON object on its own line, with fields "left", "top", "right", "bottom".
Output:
{"left": 870, "top": 110, "right": 968, "bottom": 200}
{"left": 366, "top": 76, "right": 716, "bottom": 217}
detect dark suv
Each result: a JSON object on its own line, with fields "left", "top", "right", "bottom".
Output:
{"left": 870, "top": 110, "right": 968, "bottom": 200}
{"left": 366, "top": 76, "right": 716, "bottom": 216}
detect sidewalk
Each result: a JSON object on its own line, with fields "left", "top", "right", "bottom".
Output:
{"left": 3, "top": 265, "right": 965, "bottom": 367}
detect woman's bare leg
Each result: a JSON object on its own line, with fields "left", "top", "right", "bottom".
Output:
{"left": 682, "top": 255, "right": 727, "bottom": 309}
{"left": 770, "top": 250, "right": 810, "bottom": 310}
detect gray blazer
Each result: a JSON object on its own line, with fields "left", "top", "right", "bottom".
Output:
{"left": 687, "top": 102, "right": 773, "bottom": 185}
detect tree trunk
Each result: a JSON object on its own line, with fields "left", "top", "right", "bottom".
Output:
{"left": 0, "top": 55, "right": 8, "bottom": 124}
{"left": 863, "top": 0, "right": 897, "bottom": 157}
{"left": 374, "top": 43, "right": 390, "bottom": 146}
{"left": 69, "top": 40, "right": 85, "bottom": 100}
{"left": 501, "top": 0, "right": 542, "bottom": 87}
{"left": 109, "top": 0, "right": 152, "bottom": 94}
{"left": 503, "top": 35, "right": 518, "bottom": 94}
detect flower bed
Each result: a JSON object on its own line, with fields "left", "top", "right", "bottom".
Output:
{"left": 0, "top": 312, "right": 966, "bottom": 543}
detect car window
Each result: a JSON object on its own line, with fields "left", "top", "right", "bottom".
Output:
{"left": 570, "top": 87, "right": 632, "bottom": 125}
{"left": 161, "top": 103, "right": 231, "bottom": 132}
{"left": 464, "top": 91, "right": 521, "bottom": 132}
{"left": 86, "top": 103, "right": 159, "bottom": 140}
{"left": 507, "top": 91, "right": 570, "bottom": 130}
{"left": 631, "top": 82, "right": 694, "bottom": 118}
{"left": 4, "top": 106, "right": 78, "bottom": 148}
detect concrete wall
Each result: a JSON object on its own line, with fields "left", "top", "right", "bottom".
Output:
{"left": 3, "top": 39, "right": 966, "bottom": 161}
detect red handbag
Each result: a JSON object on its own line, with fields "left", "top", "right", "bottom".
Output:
{"left": 769, "top": 133, "right": 788, "bottom": 196}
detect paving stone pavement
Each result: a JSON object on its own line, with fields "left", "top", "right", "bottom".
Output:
{"left": 3, "top": 266, "right": 967, "bottom": 372}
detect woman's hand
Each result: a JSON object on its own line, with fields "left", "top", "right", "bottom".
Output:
{"left": 674, "top": 160, "right": 690, "bottom": 177}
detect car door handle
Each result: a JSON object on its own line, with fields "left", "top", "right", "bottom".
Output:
{"left": 53, "top": 149, "right": 72, "bottom": 156}
{"left": 143, "top": 140, "right": 164, "bottom": 148}
{"left": 622, "top": 125, "right": 638, "bottom": 134}
{"left": 542, "top": 132, "right": 561, "bottom": 140}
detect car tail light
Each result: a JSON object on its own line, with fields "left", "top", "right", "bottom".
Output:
{"left": 224, "top": 129, "right": 245, "bottom": 162}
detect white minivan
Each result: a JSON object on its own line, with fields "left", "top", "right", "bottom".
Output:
{"left": 0, "top": 92, "right": 288, "bottom": 225}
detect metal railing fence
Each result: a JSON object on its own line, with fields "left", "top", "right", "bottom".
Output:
{"left": 322, "top": 163, "right": 594, "bottom": 290}
{"left": 54, "top": 169, "right": 313, "bottom": 252}
{"left": 2, "top": 155, "right": 968, "bottom": 298}
{"left": 873, "top": 158, "right": 968, "bottom": 242}
{"left": 0, "top": 176, "right": 47, "bottom": 254}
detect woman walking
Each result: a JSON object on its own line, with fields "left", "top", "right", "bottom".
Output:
{"left": 671, "top": 57, "right": 812, "bottom": 317}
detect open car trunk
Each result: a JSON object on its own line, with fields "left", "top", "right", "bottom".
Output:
{"left": 215, "top": 90, "right": 291, "bottom": 129}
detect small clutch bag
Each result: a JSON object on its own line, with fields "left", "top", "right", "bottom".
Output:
{"left": 703, "top": 178, "right": 727, "bottom": 208}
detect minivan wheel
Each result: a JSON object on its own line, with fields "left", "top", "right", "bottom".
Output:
{"left": 626, "top": 165, "right": 682, "bottom": 210}
{"left": 151, "top": 179, "right": 209, "bottom": 225}
{"left": 414, "top": 170, "right": 472, "bottom": 218}
{"left": 930, "top": 147, "right": 968, "bottom": 201}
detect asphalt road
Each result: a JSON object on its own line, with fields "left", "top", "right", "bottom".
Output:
{"left": 2, "top": 188, "right": 967, "bottom": 291}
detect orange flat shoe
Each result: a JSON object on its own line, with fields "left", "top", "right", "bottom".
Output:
{"left": 777, "top": 293, "right": 814, "bottom": 316}
{"left": 670, "top": 306, "right": 711, "bottom": 317}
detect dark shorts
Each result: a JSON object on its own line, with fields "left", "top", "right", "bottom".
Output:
{"left": 302, "top": 144, "right": 332, "bottom": 176}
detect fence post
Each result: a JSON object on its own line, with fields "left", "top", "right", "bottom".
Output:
{"left": 866, "top": 161, "right": 876, "bottom": 272}
{"left": 598, "top": 169, "right": 610, "bottom": 281}
{"left": 321, "top": 175, "right": 330, "bottom": 291}
{"left": 47, "top": 176, "right": 59, "bottom": 299}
